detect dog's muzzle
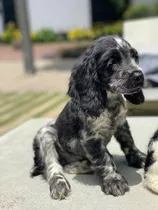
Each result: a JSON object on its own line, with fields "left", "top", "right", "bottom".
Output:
{"left": 129, "top": 70, "right": 144, "bottom": 87}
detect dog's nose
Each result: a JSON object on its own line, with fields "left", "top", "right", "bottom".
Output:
{"left": 131, "top": 70, "right": 144, "bottom": 84}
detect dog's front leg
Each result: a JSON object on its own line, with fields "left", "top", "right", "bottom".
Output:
{"left": 83, "top": 139, "right": 129, "bottom": 196}
{"left": 115, "top": 120, "right": 146, "bottom": 168}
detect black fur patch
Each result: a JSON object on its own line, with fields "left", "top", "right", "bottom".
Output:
{"left": 31, "top": 138, "right": 44, "bottom": 177}
{"left": 152, "top": 129, "right": 158, "bottom": 141}
{"left": 144, "top": 150, "right": 155, "bottom": 173}
{"left": 84, "top": 139, "right": 103, "bottom": 160}
{"left": 115, "top": 120, "right": 146, "bottom": 168}
{"left": 144, "top": 129, "right": 158, "bottom": 173}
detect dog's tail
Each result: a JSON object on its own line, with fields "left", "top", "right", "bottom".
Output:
{"left": 144, "top": 129, "right": 158, "bottom": 193}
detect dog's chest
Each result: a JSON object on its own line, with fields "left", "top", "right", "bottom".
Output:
{"left": 113, "top": 105, "right": 127, "bottom": 127}
{"left": 88, "top": 104, "right": 127, "bottom": 139}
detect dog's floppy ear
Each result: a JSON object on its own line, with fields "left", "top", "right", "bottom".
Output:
{"left": 67, "top": 51, "right": 107, "bottom": 117}
{"left": 124, "top": 90, "right": 144, "bottom": 105}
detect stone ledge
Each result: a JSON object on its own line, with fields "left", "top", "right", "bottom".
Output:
{"left": 0, "top": 118, "right": 158, "bottom": 210}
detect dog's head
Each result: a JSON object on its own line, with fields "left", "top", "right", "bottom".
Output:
{"left": 68, "top": 35, "right": 144, "bottom": 116}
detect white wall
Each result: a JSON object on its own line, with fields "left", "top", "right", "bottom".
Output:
{"left": 27, "top": 0, "right": 92, "bottom": 33}
{"left": 123, "top": 17, "right": 158, "bottom": 53}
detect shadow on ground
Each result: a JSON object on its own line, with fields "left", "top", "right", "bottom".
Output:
{"left": 73, "top": 155, "right": 142, "bottom": 187}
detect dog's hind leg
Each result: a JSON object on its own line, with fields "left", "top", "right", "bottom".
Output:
{"left": 64, "top": 160, "right": 93, "bottom": 174}
{"left": 31, "top": 124, "right": 71, "bottom": 200}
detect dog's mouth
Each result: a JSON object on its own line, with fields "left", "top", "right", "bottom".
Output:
{"left": 122, "top": 87, "right": 142, "bottom": 95}
{"left": 124, "top": 89, "right": 144, "bottom": 105}
{"left": 109, "top": 85, "right": 144, "bottom": 105}
{"left": 110, "top": 85, "right": 142, "bottom": 95}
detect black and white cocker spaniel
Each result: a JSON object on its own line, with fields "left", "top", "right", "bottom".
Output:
{"left": 31, "top": 35, "right": 146, "bottom": 199}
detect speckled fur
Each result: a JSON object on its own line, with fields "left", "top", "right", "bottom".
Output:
{"left": 31, "top": 35, "right": 146, "bottom": 200}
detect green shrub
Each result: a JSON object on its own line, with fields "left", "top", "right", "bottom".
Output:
{"left": 1, "top": 22, "right": 21, "bottom": 44}
{"left": 67, "top": 22, "right": 122, "bottom": 41}
{"left": 93, "top": 22, "right": 122, "bottom": 38}
{"left": 31, "top": 28, "right": 57, "bottom": 43}
{"left": 62, "top": 22, "right": 122, "bottom": 58}
{"left": 67, "top": 29, "right": 94, "bottom": 41}
{"left": 124, "top": 3, "right": 158, "bottom": 20}
{"left": 153, "top": 2, "right": 158, "bottom": 15}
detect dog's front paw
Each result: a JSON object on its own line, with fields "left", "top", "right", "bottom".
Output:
{"left": 127, "top": 150, "right": 146, "bottom": 168}
{"left": 101, "top": 172, "right": 129, "bottom": 196}
{"left": 49, "top": 174, "right": 71, "bottom": 200}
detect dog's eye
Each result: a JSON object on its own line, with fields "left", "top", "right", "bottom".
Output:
{"left": 130, "top": 49, "right": 139, "bottom": 62}
{"left": 111, "top": 51, "right": 121, "bottom": 64}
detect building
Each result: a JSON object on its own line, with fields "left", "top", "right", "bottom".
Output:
{"left": 0, "top": 0, "right": 155, "bottom": 34}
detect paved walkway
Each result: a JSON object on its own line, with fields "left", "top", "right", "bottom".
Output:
{"left": 0, "top": 60, "right": 70, "bottom": 92}
{"left": 0, "top": 117, "right": 158, "bottom": 210}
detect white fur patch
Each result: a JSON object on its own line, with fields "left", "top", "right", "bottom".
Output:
{"left": 90, "top": 110, "right": 111, "bottom": 131}
{"left": 144, "top": 141, "right": 158, "bottom": 193}
{"left": 114, "top": 37, "right": 123, "bottom": 47}
{"left": 131, "top": 58, "right": 142, "bottom": 71}
{"left": 144, "top": 162, "right": 158, "bottom": 194}
{"left": 115, "top": 105, "right": 127, "bottom": 127}
{"left": 88, "top": 105, "right": 127, "bottom": 142}
{"left": 37, "top": 125, "right": 63, "bottom": 182}
{"left": 88, "top": 110, "right": 113, "bottom": 141}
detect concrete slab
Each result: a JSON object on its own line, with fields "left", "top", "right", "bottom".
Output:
{"left": 0, "top": 117, "right": 158, "bottom": 210}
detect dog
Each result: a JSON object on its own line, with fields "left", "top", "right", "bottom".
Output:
{"left": 144, "top": 129, "right": 158, "bottom": 193}
{"left": 31, "top": 35, "right": 146, "bottom": 200}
